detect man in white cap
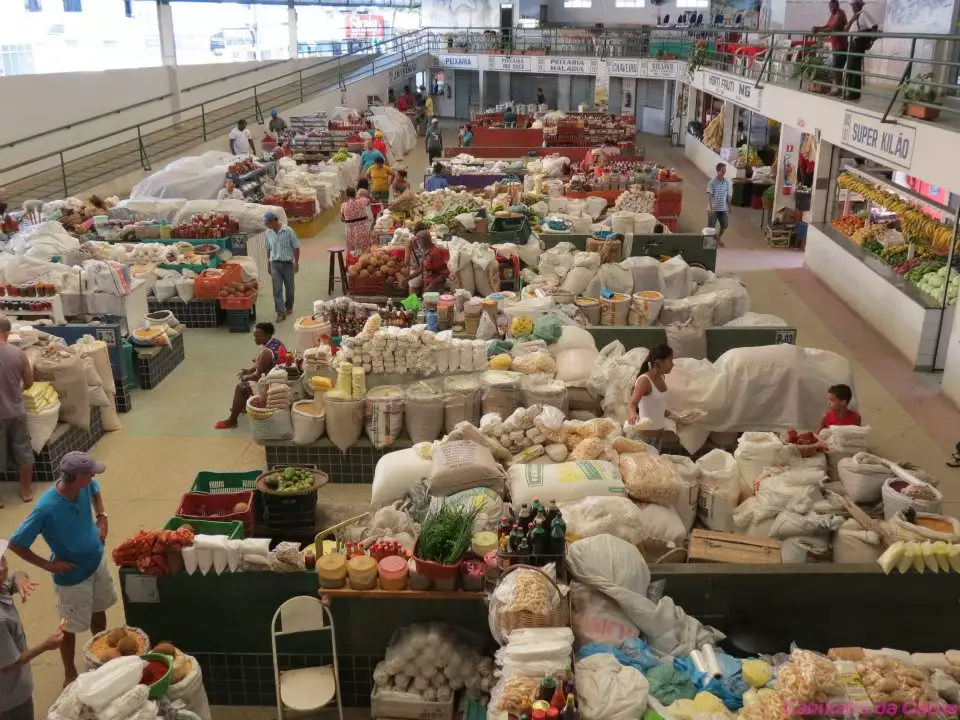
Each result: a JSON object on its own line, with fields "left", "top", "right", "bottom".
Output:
{"left": 8, "top": 451, "right": 114, "bottom": 685}
{"left": 0, "top": 538, "right": 64, "bottom": 720}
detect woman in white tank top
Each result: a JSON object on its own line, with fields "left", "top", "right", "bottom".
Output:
{"left": 627, "top": 344, "right": 674, "bottom": 436}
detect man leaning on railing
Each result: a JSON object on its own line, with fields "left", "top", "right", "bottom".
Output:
{"left": 812, "top": 0, "right": 849, "bottom": 96}
{"left": 843, "top": 0, "right": 879, "bottom": 101}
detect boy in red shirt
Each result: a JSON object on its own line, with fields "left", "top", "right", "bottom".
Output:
{"left": 817, "top": 384, "right": 861, "bottom": 434}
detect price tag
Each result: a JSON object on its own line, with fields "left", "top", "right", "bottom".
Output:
{"left": 95, "top": 328, "right": 118, "bottom": 347}
{"left": 775, "top": 330, "right": 797, "bottom": 345}
{"left": 702, "top": 234, "right": 717, "bottom": 250}
{"left": 226, "top": 235, "right": 248, "bottom": 256}
{"left": 124, "top": 574, "right": 159, "bottom": 603}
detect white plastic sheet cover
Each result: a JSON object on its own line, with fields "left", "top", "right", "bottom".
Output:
{"left": 110, "top": 197, "right": 187, "bottom": 223}
{"left": 565, "top": 534, "right": 724, "bottom": 656}
{"left": 173, "top": 199, "right": 287, "bottom": 235}
{"left": 9, "top": 221, "right": 80, "bottom": 260}
{"left": 131, "top": 151, "right": 237, "bottom": 200}
{"left": 371, "top": 106, "right": 418, "bottom": 153}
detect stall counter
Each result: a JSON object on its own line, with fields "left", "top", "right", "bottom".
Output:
{"left": 684, "top": 136, "right": 738, "bottom": 184}
{"left": 805, "top": 223, "right": 955, "bottom": 371}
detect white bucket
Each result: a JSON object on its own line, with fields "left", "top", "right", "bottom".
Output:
{"left": 611, "top": 211, "right": 634, "bottom": 235}
{"left": 631, "top": 291, "right": 664, "bottom": 326}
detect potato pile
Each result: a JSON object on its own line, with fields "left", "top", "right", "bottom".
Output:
{"left": 348, "top": 251, "right": 407, "bottom": 286}
{"left": 218, "top": 279, "right": 259, "bottom": 298}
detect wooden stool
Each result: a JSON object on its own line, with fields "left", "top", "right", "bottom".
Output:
{"left": 327, "top": 247, "right": 349, "bottom": 296}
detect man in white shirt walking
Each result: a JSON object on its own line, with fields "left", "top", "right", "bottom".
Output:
{"left": 706, "top": 163, "right": 732, "bottom": 246}
{"left": 229, "top": 119, "right": 255, "bottom": 156}
{"left": 264, "top": 212, "right": 300, "bottom": 322}
{"left": 217, "top": 178, "right": 244, "bottom": 201}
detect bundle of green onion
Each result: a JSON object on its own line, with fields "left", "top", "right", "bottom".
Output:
{"left": 416, "top": 504, "right": 481, "bottom": 565}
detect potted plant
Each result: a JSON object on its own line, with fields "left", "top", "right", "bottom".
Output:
{"left": 686, "top": 41, "right": 710, "bottom": 77}
{"left": 762, "top": 184, "right": 776, "bottom": 210}
{"left": 526, "top": 43, "right": 548, "bottom": 56}
{"left": 792, "top": 41, "right": 831, "bottom": 93}
{"left": 901, "top": 73, "right": 941, "bottom": 120}
{"left": 414, "top": 504, "right": 479, "bottom": 581}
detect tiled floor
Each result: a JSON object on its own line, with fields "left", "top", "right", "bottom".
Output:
{"left": 1, "top": 121, "right": 959, "bottom": 718}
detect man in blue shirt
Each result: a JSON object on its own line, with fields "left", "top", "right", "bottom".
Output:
{"left": 424, "top": 163, "right": 449, "bottom": 192}
{"left": 360, "top": 140, "right": 385, "bottom": 172}
{"left": 9, "top": 451, "right": 113, "bottom": 686}
{"left": 706, "top": 162, "right": 732, "bottom": 246}
{"left": 264, "top": 211, "right": 301, "bottom": 322}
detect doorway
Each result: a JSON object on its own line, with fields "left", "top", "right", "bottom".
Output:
{"left": 500, "top": 3, "right": 514, "bottom": 50}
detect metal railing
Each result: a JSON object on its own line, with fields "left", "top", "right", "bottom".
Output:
{"left": 0, "top": 29, "right": 429, "bottom": 207}
{"left": 3, "top": 24, "right": 960, "bottom": 206}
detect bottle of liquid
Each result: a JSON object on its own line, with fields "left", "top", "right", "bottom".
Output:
{"left": 517, "top": 535, "right": 532, "bottom": 565}
{"left": 531, "top": 517, "right": 549, "bottom": 557}
{"left": 498, "top": 515, "right": 513, "bottom": 541}
{"left": 562, "top": 665, "right": 575, "bottom": 698}
{"left": 560, "top": 694, "right": 579, "bottom": 720}
{"left": 550, "top": 515, "right": 567, "bottom": 556}
{"left": 518, "top": 503, "right": 532, "bottom": 532}
{"left": 546, "top": 500, "right": 560, "bottom": 525}
{"left": 538, "top": 676, "right": 558, "bottom": 703}
{"left": 550, "top": 683, "right": 565, "bottom": 711}
{"left": 520, "top": 698, "right": 533, "bottom": 718}
{"left": 531, "top": 497, "right": 545, "bottom": 516}
{"left": 509, "top": 524, "right": 523, "bottom": 554}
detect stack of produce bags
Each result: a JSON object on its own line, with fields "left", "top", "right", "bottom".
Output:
{"left": 23, "top": 382, "right": 60, "bottom": 452}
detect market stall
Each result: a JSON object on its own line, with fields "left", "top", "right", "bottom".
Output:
{"left": 807, "top": 162, "right": 958, "bottom": 370}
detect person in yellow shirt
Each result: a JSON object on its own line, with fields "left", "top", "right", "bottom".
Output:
{"left": 425, "top": 94, "right": 435, "bottom": 122}
{"left": 365, "top": 156, "right": 394, "bottom": 203}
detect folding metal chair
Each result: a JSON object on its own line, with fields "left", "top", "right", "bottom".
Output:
{"left": 270, "top": 596, "right": 343, "bottom": 720}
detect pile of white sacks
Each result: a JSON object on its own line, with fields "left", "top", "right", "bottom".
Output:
{"left": 338, "top": 325, "right": 488, "bottom": 376}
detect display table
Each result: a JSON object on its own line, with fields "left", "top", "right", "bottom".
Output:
{"left": 120, "top": 563, "right": 960, "bottom": 707}
{"left": 470, "top": 127, "right": 543, "bottom": 148}
{"left": 805, "top": 224, "right": 955, "bottom": 371}
{"left": 564, "top": 189, "right": 625, "bottom": 208}
{"left": 258, "top": 435, "right": 412, "bottom": 482}
{"left": 147, "top": 298, "right": 224, "bottom": 329}
{"left": 445, "top": 146, "right": 593, "bottom": 161}
{"left": 60, "top": 277, "right": 153, "bottom": 335}
{"left": 134, "top": 333, "right": 186, "bottom": 389}
{"left": 430, "top": 174, "right": 517, "bottom": 189}
{"left": 3, "top": 407, "right": 104, "bottom": 484}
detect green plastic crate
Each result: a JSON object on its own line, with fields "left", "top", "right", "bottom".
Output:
{"left": 189, "top": 470, "right": 261, "bottom": 494}
{"left": 162, "top": 516, "right": 244, "bottom": 539}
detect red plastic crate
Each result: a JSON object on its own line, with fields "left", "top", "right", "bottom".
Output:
{"left": 195, "top": 264, "right": 242, "bottom": 300}
{"left": 176, "top": 491, "right": 254, "bottom": 534}
{"left": 219, "top": 293, "right": 257, "bottom": 310}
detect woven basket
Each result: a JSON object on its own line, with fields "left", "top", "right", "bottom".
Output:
{"left": 492, "top": 564, "right": 569, "bottom": 642}
{"left": 83, "top": 627, "right": 150, "bottom": 671}
{"left": 256, "top": 467, "right": 329, "bottom": 496}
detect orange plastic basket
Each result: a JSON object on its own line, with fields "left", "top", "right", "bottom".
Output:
{"left": 194, "top": 264, "right": 242, "bottom": 300}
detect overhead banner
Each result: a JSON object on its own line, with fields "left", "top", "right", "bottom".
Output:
{"left": 841, "top": 110, "right": 915, "bottom": 170}
{"left": 485, "top": 54, "right": 532, "bottom": 72}
{"left": 435, "top": 53, "right": 479, "bottom": 70}
{"left": 344, "top": 14, "right": 384, "bottom": 39}
{"left": 388, "top": 60, "right": 418, "bottom": 84}
{"left": 694, "top": 70, "right": 762, "bottom": 110}
{"left": 536, "top": 56, "right": 599, "bottom": 75}
{"left": 605, "top": 59, "right": 681, "bottom": 79}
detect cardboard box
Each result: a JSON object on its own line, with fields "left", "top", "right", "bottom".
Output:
{"left": 688, "top": 530, "right": 782, "bottom": 564}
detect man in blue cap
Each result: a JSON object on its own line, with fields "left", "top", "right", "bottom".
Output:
{"left": 264, "top": 211, "right": 300, "bottom": 322}
{"left": 268, "top": 109, "right": 287, "bottom": 133}
{"left": 8, "top": 451, "right": 113, "bottom": 686}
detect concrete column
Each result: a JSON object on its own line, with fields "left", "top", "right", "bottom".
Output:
{"left": 288, "top": 0, "right": 298, "bottom": 60}
{"left": 660, "top": 81, "right": 671, "bottom": 136}
{"left": 557, "top": 75, "right": 572, "bottom": 112}
{"left": 722, "top": 100, "right": 736, "bottom": 148}
{"left": 478, "top": 70, "right": 486, "bottom": 115}
{"left": 810, "top": 135, "right": 837, "bottom": 223}
{"left": 156, "top": 0, "right": 176, "bottom": 67}
{"left": 499, "top": 71, "right": 511, "bottom": 106}
{"left": 774, "top": 124, "right": 802, "bottom": 212}
{"left": 594, "top": 62, "right": 610, "bottom": 110}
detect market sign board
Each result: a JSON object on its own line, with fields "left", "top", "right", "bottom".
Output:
{"left": 695, "top": 70, "right": 762, "bottom": 110}
{"left": 435, "top": 54, "right": 480, "bottom": 70}
{"left": 344, "top": 14, "right": 385, "bottom": 39}
{"left": 536, "top": 56, "right": 599, "bottom": 75}
{"left": 607, "top": 59, "right": 681, "bottom": 79}
{"left": 388, "top": 60, "right": 417, "bottom": 84}
{"left": 640, "top": 60, "right": 681, "bottom": 78}
{"left": 485, "top": 54, "right": 532, "bottom": 72}
{"left": 840, "top": 109, "right": 916, "bottom": 171}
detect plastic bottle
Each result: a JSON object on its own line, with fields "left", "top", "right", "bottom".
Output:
{"left": 518, "top": 503, "right": 532, "bottom": 532}
{"left": 538, "top": 676, "right": 557, "bottom": 703}
{"left": 550, "top": 515, "right": 566, "bottom": 556}
{"left": 560, "top": 695, "right": 579, "bottom": 720}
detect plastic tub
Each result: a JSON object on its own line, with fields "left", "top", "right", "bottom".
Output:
{"left": 472, "top": 531, "right": 498, "bottom": 557}
{"left": 465, "top": 300, "right": 484, "bottom": 317}
{"left": 484, "top": 549, "right": 501, "bottom": 583}
{"left": 317, "top": 554, "right": 347, "bottom": 589}
{"left": 576, "top": 297, "right": 601, "bottom": 325}
{"left": 461, "top": 559, "right": 485, "bottom": 591}
{"left": 378, "top": 555, "right": 408, "bottom": 591}
{"left": 481, "top": 371, "right": 521, "bottom": 418}
{"left": 347, "top": 555, "right": 378, "bottom": 590}
{"left": 142, "top": 652, "right": 173, "bottom": 700}
{"left": 407, "top": 557, "right": 431, "bottom": 590}
{"left": 443, "top": 375, "right": 482, "bottom": 432}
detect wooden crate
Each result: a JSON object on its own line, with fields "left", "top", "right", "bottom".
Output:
{"left": 688, "top": 530, "right": 781, "bottom": 564}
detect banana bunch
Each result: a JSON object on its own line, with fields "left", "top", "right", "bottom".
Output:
{"left": 703, "top": 109, "right": 724, "bottom": 152}
{"left": 837, "top": 173, "right": 955, "bottom": 253}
